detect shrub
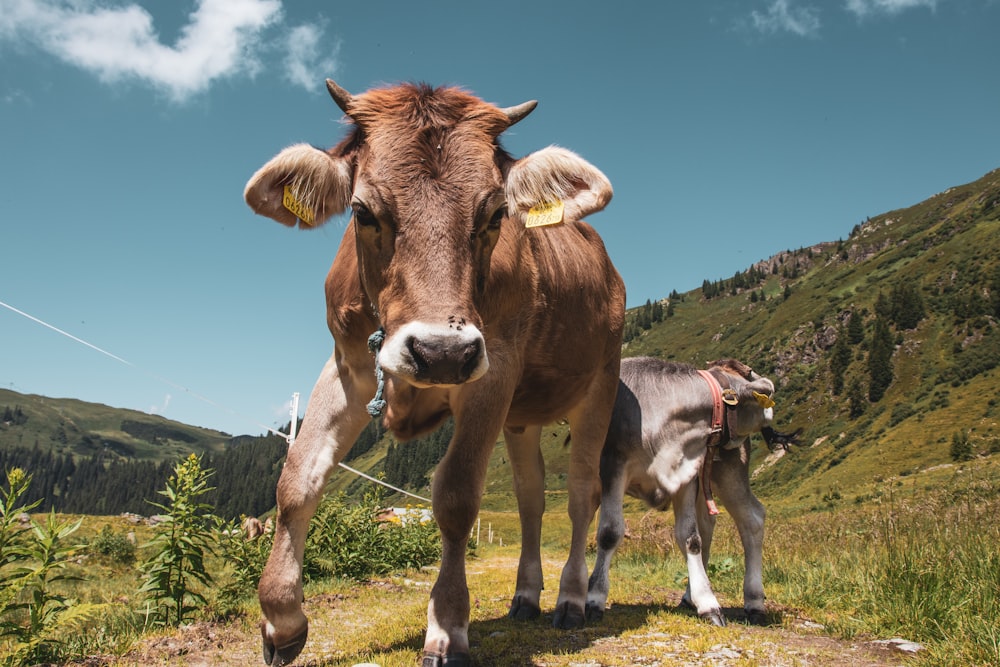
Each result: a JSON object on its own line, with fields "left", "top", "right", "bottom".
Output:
{"left": 950, "top": 430, "right": 973, "bottom": 462}
{"left": 88, "top": 525, "right": 135, "bottom": 565}
{"left": 217, "top": 520, "right": 271, "bottom": 610}
{"left": 303, "top": 488, "right": 440, "bottom": 583}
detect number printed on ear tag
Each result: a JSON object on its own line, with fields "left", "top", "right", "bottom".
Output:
{"left": 525, "top": 199, "right": 565, "bottom": 228}
{"left": 283, "top": 185, "right": 316, "bottom": 226}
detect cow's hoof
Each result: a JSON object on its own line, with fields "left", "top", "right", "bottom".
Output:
{"left": 746, "top": 608, "right": 768, "bottom": 626}
{"left": 585, "top": 602, "right": 605, "bottom": 623}
{"left": 261, "top": 624, "right": 308, "bottom": 666}
{"left": 421, "top": 652, "right": 472, "bottom": 666}
{"left": 552, "top": 601, "right": 586, "bottom": 629}
{"left": 699, "top": 609, "right": 727, "bottom": 627}
{"left": 508, "top": 595, "right": 541, "bottom": 621}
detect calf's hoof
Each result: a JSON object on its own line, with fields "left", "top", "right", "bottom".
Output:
{"left": 584, "top": 602, "right": 605, "bottom": 623}
{"left": 261, "top": 624, "right": 308, "bottom": 666}
{"left": 699, "top": 609, "right": 727, "bottom": 627}
{"left": 422, "top": 652, "right": 472, "bottom": 666}
{"left": 552, "top": 601, "right": 586, "bottom": 629}
{"left": 508, "top": 594, "right": 541, "bottom": 621}
{"left": 746, "top": 608, "right": 768, "bottom": 626}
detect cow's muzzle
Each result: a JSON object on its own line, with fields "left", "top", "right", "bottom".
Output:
{"left": 378, "top": 321, "right": 489, "bottom": 386}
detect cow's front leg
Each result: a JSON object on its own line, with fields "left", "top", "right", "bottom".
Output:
{"left": 713, "top": 445, "right": 767, "bottom": 624}
{"left": 585, "top": 455, "right": 628, "bottom": 623}
{"left": 674, "top": 481, "right": 725, "bottom": 627}
{"left": 259, "top": 354, "right": 370, "bottom": 666}
{"left": 423, "top": 391, "right": 510, "bottom": 665}
{"left": 504, "top": 425, "right": 545, "bottom": 621}
{"left": 553, "top": 382, "right": 615, "bottom": 630}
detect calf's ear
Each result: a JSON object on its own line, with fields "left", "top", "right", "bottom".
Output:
{"left": 505, "top": 146, "right": 613, "bottom": 222}
{"left": 244, "top": 144, "right": 353, "bottom": 229}
{"left": 740, "top": 377, "right": 776, "bottom": 403}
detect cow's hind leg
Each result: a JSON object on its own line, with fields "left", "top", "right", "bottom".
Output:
{"left": 585, "top": 453, "right": 628, "bottom": 622}
{"left": 553, "top": 373, "right": 617, "bottom": 629}
{"left": 674, "top": 481, "right": 725, "bottom": 627}
{"left": 504, "top": 425, "right": 545, "bottom": 621}
{"left": 259, "top": 354, "right": 371, "bottom": 666}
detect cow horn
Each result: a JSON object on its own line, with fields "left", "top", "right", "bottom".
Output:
{"left": 326, "top": 79, "right": 354, "bottom": 114}
{"left": 500, "top": 100, "right": 537, "bottom": 127}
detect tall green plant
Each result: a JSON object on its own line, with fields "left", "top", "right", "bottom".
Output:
{"left": 138, "top": 454, "right": 218, "bottom": 626}
{"left": 1, "top": 469, "right": 102, "bottom": 667}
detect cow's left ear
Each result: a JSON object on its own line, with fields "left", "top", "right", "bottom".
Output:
{"left": 505, "top": 146, "right": 613, "bottom": 221}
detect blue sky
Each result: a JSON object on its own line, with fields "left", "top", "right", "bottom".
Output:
{"left": 1, "top": 0, "right": 998, "bottom": 437}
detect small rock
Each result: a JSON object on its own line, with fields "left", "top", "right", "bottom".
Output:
{"left": 872, "top": 637, "right": 924, "bottom": 654}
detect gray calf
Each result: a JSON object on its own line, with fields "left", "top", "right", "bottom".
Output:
{"left": 586, "top": 357, "right": 798, "bottom": 626}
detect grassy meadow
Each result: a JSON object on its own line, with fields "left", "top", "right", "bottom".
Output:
{"left": 3, "top": 455, "right": 998, "bottom": 666}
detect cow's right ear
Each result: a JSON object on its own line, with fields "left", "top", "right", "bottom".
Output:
{"left": 244, "top": 144, "right": 353, "bottom": 229}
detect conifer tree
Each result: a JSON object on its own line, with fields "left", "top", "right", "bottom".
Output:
{"left": 868, "top": 316, "right": 894, "bottom": 402}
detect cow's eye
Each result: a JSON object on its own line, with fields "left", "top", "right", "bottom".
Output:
{"left": 353, "top": 203, "right": 378, "bottom": 228}
{"left": 488, "top": 206, "right": 507, "bottom": 230}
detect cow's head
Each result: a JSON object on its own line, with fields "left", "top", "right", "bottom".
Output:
{"left": 245, "top": 80, "right": 612, "bottom": 387}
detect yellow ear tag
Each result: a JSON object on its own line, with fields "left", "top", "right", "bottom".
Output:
{"left": 525, "top": 199, "right": 565, "bottom": 228}
{"left": 282, "top": 185, "right": 316, "bottom": 226}
{"left": 753, "top": 391, "right": 776, "bottom": 409}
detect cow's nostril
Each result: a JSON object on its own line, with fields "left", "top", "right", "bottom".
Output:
{"left": 407, "top": 336, "right": 434, "bottom": 375}
{"left": 459, "top": 339, "right": 482, "bottom": 375}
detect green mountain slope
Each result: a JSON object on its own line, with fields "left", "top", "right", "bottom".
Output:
{"left": 0, "top": 388, "right": 230, "bottom": 462}
{"left": 621, "top": 167, "right": 1000, "bottom": 510}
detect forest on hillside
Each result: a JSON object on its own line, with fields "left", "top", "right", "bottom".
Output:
{"left": 0, "top": 413, "right": 451, "bottom": 518}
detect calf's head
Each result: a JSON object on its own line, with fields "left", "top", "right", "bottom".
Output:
{"left": 707, "top": 358, "right": 778, "bottom": 436}
{"left": 244, "top": 80, "right": 613, "bottom": 387}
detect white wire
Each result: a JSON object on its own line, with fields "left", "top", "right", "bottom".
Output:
{"left": 2, "top": 298, "right": 433, "bottom": 504}
{"left": 337, "top": 462, "right": 433, "bottom": 504}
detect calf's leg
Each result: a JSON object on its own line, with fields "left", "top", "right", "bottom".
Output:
{"left": 673, "top": 481, "right": 725, "bottom": 627}
{"left": 686, "top": 480, "right": 718, "bottom": 609}
{"left": 259, "top": 354, "right": 371, "bottom": 666}
{"left": 712, "top": 446, "right": 767, "bottom": 624}
{"left": 504, "top": 425, "right": 545, "bottom": 621}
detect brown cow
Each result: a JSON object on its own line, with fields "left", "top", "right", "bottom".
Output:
{"left": 244, "top": 80, "right": 625, "bottom": 666}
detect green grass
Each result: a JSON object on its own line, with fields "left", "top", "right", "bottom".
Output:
{"left": 3, "top": 456, "right": 998, "bottom": 665}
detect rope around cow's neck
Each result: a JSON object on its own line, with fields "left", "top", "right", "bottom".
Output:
{"left": 366, "top": 328, "right": 387, "bottom": 417}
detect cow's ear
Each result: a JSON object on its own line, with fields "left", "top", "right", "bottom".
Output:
{"left": 505, "top": 146, "right": 613, "bottom": 222}
{"left": 244, "top": 144, "right": 353, "bottom": 229}
{"left": 740, "top": 377, "right": 776, "bottom": 403}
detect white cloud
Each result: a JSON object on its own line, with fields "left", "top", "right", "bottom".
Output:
{"left": 846, "top": 0, "right": 938, "bottom": 18}
{"left": 0, "top": 0, "right": 303, "bottom": 102}
{"left": 283, "top": 23, "right": 339, "bottom": 92}
{"left": 750, "top": 0, "right": 822, "bottom": 37}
